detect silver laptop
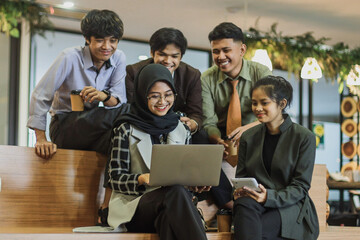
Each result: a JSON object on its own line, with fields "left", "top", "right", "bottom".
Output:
{"left": 149, "top": 144, "right": 224, "bottom": 187}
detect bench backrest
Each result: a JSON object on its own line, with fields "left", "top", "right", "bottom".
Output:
{"left": 309, "top": 164, "right": 327, "bottom": 228}
{"left": 0, "top": 145, "right": 106, "bottom": 228}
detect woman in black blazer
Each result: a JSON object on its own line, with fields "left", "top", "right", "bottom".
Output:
{"left": 233, "top": 76, "right": 319, "bottom": 240}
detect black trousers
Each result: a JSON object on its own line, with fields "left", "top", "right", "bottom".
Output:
{"left": 204, "top": 127, "right": 234, "bottom": 208}
{"left": 50, "top": 104, "right": 131, "bottom": 155}
{"left": 208, "top": 169, "right": 233, "bottom": 208}
{"left": 233, "top": 197, "right": 283, "bottom": 240}
{"left": 125, "top": 185, "right": 207, "bottom": 240}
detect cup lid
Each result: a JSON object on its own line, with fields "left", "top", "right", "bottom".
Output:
{"left": 71, "top": 89, "right": 82, "bottom": 95}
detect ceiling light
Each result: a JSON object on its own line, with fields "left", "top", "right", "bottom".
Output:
{"left": 251, "top": 49, "right": 272, "bottom": 71}
{"left": 301, "top": 57, "right": 322, "bottom": 80}
{"left": 62, "top": 2, "right": 74, "bottom": 8}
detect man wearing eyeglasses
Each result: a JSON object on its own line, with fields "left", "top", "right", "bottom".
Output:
{"left": 126, "top": 28, "right": 207, "bottom": 143}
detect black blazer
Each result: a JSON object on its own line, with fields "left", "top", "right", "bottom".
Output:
{"left": 237, "top": 115, "right": 319, "bottom": 240}
{"left": 125, "top": 59, "right": 203, "bottom": 128}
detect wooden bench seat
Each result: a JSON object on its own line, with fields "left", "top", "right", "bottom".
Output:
{"left": 1, "top": 145, "right": 359, "bottom": 239}
{"left": 0, "top": 230, "right": 232, "bottom": 240}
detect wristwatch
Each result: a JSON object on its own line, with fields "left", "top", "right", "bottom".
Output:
{"left": 102, "top": 90, "right": 111, "bottom": 102}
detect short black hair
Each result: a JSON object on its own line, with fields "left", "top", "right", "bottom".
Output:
{"left": 251, "top": 75, "right": 293, "bottom": 111}
{"left": 149, "top": 28, "right": 187, "bottom": 56}
{"left": 208, "top": 22, "right": 245, "bottom": 43}
{"left": 81, "top": 9, "right": 124, "bottom": 41}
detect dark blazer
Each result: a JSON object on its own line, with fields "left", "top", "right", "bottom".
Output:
{"left": 126, "top": 58, "right": 203, "bottom": 128}
{"left": 236, "top": 115, "right": 319, "bottom": 240}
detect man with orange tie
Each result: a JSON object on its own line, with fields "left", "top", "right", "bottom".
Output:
{"left": 201, "top": 22, "right": 272, "bottom": 211}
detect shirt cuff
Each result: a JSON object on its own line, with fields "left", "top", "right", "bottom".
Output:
{"left": 105, "top": 92, "right": 127, "bottom": 109}
{"left": 190, "top": 119, "right": 199, "bottom": 135}
{"left": 27, "top": 115, "right": 47, "bottom": 131}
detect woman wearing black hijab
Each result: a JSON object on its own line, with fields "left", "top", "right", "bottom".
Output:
{"left": 106, "top": 64, "right": 208, "bottom": 240}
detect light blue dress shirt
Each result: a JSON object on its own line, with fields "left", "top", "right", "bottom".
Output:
{"left": 27, "top": 45, "right": 127, "bottom": 131}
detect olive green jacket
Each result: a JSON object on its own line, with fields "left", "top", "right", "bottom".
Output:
{"left": 201, "top": 59, "right": 272, "bottom": 137}
{"left": 236, "top": 115, "right": 319, "bottom": 240}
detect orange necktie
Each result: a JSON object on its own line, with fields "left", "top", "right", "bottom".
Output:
{"left": 226, "top": 80, "right": 242, "bottom": 167}
{"left": 226, "top": 80, "right": 242, "bottom": 135}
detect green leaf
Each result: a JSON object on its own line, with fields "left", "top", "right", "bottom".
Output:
{"left": 338, "top": 81, "right": 344, "bottom": 94}
{"left": 9, "top": 27, "right": 19, "bottom": 38}
{"left": 7, "top": 17, "right": 18, "bottom": 27}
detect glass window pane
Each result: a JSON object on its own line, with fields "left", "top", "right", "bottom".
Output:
{"left": 0, "top": 34, "right": 10, "bottom": 144}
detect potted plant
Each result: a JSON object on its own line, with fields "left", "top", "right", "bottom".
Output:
{"left": 0, "top": 0, "right": 53, "bottom": 38}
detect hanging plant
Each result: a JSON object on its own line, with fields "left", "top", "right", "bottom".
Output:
{"left": 244, "top": 23, "right": 360, "bottom": 96}
{"left": 0, "top": 0, "right": 53, "bottom": 38}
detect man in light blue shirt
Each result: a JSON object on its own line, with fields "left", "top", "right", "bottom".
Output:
{"left": 27, "top": 9, "right": 127, "bottom": 159}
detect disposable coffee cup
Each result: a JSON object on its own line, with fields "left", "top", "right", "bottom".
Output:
{"left": 225, "top": 140, "right": 237, "bottom": 156}
{"left": 216, "top": 209, "right": 232, "bottom": 232}
{"left": 70, "top": 89, "right": 84, "bottom": 111}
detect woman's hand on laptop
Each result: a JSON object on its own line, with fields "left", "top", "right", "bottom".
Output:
{"left": 188, "top": 186, "right": 212, "bottom": 193}
{"left": 138, "top": 173, "right": 150, "bottom": 186}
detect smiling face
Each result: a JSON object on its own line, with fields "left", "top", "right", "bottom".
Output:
{"left": 210, "top": 38, "right": 246, "bottom": 79}
{"left": 151, "top": 43, "right": 181, "bottom": 74}
{"left": 251, "top": 88, "right": 286, "bottom": 127}
{"left": 86, "top": 36, "right": 118, "bottom": 69}
{"left": 147, "top": 81, "right": 175, "bottom": 116}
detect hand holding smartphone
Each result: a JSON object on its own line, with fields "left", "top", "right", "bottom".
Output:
{"left": 231, "top": 177, "right": 261, "bottom": 192}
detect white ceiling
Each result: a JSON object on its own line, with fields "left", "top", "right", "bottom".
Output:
{"left": 37, "top": 0, "right": 360, "bottom": 50}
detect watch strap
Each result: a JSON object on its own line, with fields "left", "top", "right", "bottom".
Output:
{"left": 102, "top": 90, "right": 111, "bottom": 102}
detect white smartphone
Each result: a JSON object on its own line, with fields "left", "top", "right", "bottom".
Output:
{"left": 231, "top": 177, "right": 261, "bottom": 192}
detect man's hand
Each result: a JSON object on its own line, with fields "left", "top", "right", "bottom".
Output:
{"left": 35, "top": 140, "right": 57, "bottom": 159}
{"left": 80, "top": 86, "right": 107, "bottom": 103}
{"left": 34, "top": 129, "right": 57, "bottom": 159}
{"left": 226, "top": 121, "right": 261, "bottom": 142}
{"left": 227, "top": 126, "right": 246, "bottom": 142}
{"left": 180, "top": 117, "right": 198, "bottom": 132}
{"left": 188, "top": 186, "right": 211, "bottom": 193}
{"left": 209, "top": 135, "right": 229, "bottom": 159}
{"left": 80, "top": 86, "right": 119, "bottom": 106}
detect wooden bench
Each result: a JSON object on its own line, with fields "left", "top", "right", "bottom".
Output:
{"left": 0, "top": 145, "right": 231, "bottom": 240}
{"left": 0, "top": 145, "right": 358, "bottom": 239}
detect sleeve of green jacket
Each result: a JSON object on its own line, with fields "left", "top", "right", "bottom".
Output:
{"left": 201, "top": 73, "right": 222, "bottom": 138}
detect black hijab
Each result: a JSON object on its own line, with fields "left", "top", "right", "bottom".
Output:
{"left": 118, "top": 64, "right": 179, "bottom": 135}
